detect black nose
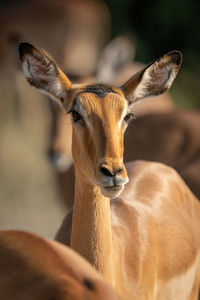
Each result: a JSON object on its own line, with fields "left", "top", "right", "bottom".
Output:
{"left": 100, "top": 166, "right": 122, "bottom": 177}
{"left": 48, "top": 149, "right": 60, "bottom": 162}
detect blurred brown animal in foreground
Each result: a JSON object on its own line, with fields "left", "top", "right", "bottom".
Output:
{"left": 0, "top": 230, "right": 120, "bottom": 300}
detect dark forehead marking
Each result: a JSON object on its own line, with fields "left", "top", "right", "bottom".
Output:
{"left": 81, "top": 84, "right": 118, "bottom": 98}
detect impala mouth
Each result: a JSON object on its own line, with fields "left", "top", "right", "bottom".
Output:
{"left": 103, "top": 185, "right": 122, "bottom": 191}
{"left": 100, "top": 184, "right": 124, "bottom": 198}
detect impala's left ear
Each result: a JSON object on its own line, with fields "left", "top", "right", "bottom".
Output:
{"left": 121, "top": 51, "right": 182, "bottom": 105}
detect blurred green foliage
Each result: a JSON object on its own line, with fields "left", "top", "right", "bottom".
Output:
{"left": 105, "top": 0, "right": 200, "bottom": 108}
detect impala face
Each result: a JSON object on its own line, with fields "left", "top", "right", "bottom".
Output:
{"left": 19, "top": 42, "right": 182, "bottom": 198}
{"left": 69, "top": 86, "right": 132, "bottom": 198}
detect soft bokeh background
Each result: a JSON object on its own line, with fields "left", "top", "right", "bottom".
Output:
{"left": 0, "top": 0, "right": 199, "bottom": 238}
{"left": 105, "top": 0, "right": 200, "bottom": 108}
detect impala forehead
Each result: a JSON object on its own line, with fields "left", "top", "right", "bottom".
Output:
{"left": 73, "top": 92, "right": 128, "bottom": 123}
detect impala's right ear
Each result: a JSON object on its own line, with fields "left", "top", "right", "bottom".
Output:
{"left": 18, "top": 42, "right": 72, "bottom": 108}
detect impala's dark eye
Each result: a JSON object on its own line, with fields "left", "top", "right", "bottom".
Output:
{"left": 71, "top": 110, "right": 82, "bottom": 123}
{"left": 124, "top": 113, "right": 134, "bottom": 123}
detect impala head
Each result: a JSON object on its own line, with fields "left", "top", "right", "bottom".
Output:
{"left": 19, "top": 42, "right": 182, "bottom": 198}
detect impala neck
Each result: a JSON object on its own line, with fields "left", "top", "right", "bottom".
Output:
{"left": 70, "top": 169, "right": 114, "bottom": 285}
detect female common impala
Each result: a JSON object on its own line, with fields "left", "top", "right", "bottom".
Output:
{"left": 0, "top": 230, "right": 120, "bottom": 300}
{"left": 19, "top": 43, "right": 200, "bottom": 300}
{"left": 48, "top": 34, "right": 174, "bottom": 174}
{"left": 46, "top": 35, "right": 175, "bottom": 210}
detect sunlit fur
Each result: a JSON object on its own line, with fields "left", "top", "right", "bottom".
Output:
{"left": 70, "top": 90, "right": 129, "bottom": 198}
{"left": 19, "top": 43, "right": 200, "bottom": 300}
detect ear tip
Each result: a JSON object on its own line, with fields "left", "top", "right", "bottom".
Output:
{"left": 18, "top": 42, "right": 35, "bottom": 61}
{"left": 166, "top": 50, "right": 183, "bottom": 66}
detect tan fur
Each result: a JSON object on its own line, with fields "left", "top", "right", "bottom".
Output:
{"left": 124, "top": 111, "right": 200, "bottom": 199}
{"left": 0, "top": 230, "right": 120, "bottom": 300}
{"left": 19, "top": 44, "right": 200, "bottom": 299}
{"left": 57, "top": 161, "right": 200, "bottom": 300}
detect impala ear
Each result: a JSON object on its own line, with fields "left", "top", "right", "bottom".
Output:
{"left": 18, "top": 42, "right": 72, "bottom": 107}
{"left": 121, "top": 51, "right": 182, "bottom": 105}
{"left": 95, "top": 34, "right": 136, "bottom": 83}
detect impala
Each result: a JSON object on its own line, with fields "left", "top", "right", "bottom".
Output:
{"left": 48, "top": 35, "right": 174, "bottom": 174}
{"left": 0, "top": 230, "right": 120, "bottom": 300}
{"left": 19, "top": 42, "right": 200, "bottom": 300}
{"left": 47, "top": 35, "right": 176, "bottom": 210}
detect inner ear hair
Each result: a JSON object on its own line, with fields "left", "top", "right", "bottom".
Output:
{"left": 18, "top": 42, "right": 72, "bottom": 107}
{"left": 121, "top": 50, "right": 182, "bottom": 105}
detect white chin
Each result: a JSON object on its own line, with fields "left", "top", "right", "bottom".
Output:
{"left": 100, "top": 185, "right": 124, "bottom": 199}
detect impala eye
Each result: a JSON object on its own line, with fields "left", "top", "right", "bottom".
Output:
{"left": 124, "top": 113, "right": 134, "bottom": 123}
{"left": 71, "top": 110, "right": 82, "bottom": 123}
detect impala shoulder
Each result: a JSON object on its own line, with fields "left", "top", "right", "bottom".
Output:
{"left": 122, "top": 160, "right": 186, "bottom": 204}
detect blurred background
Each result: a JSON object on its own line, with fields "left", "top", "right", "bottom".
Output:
{"left": 105, "top": 0, "right": 200, "bottom": 108}
{"left": 0, "top": 0, "right": 199, "bottom": 238}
